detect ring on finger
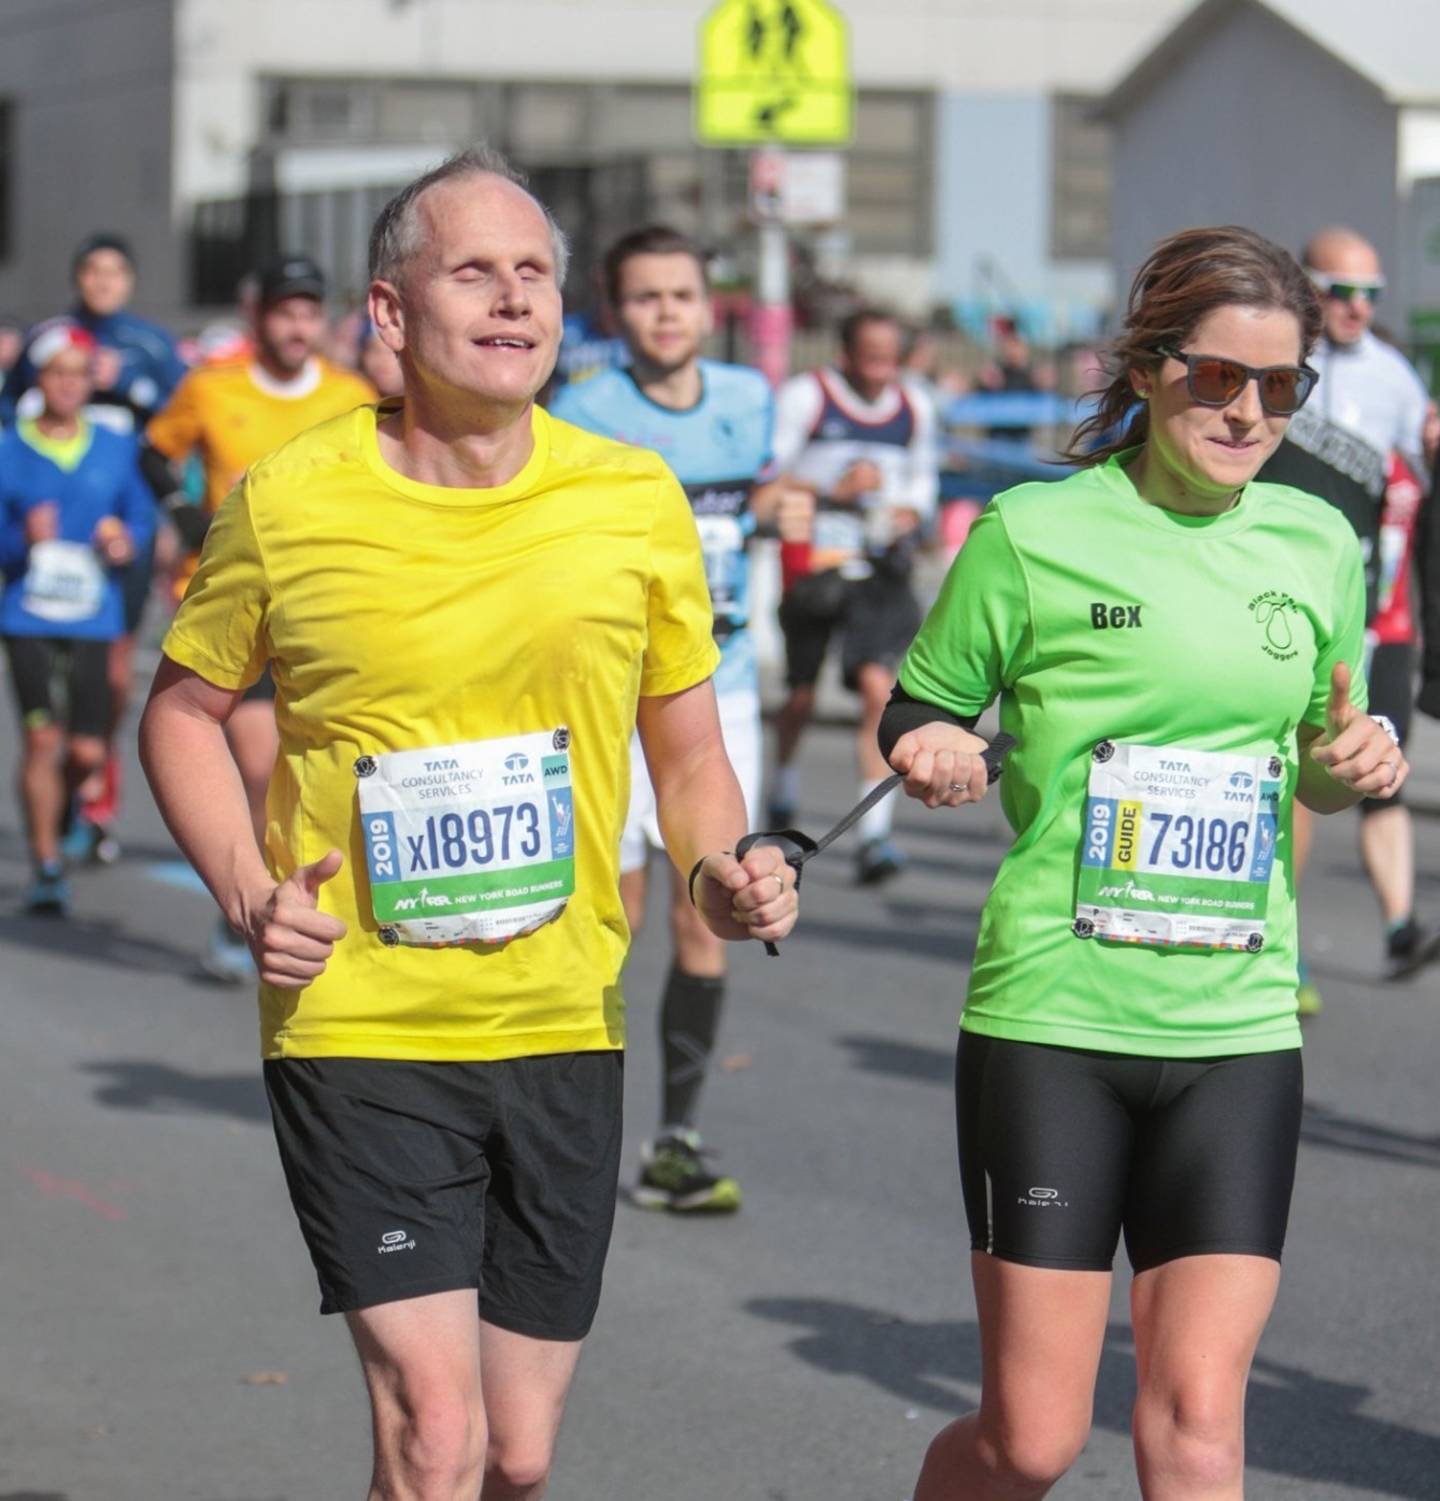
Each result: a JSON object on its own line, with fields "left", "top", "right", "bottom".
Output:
{"left": 948, "top": 782, "right": 965, "bottom": 794}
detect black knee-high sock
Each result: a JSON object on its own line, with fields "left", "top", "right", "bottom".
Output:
{"left": 659, "top": 965, "right": 726, "bottom": 1133}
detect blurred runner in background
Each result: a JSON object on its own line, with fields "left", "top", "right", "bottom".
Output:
{"left": 1, "top": 321, "right": 154, "bottom": 914}
{"left": 142, "top": 255, "right": 375, "bottom": 979}
{"left": 2, "top": 234, "right": 186, "bottom": 865}
{"left": 768, "top": 309, "right": 938, "bottom": 884}
{"left": 1259, "top": 227, "right": 1440, "bottom": 999}
{"left": 553, "top": 223, "right": 810, "bottom": 1214}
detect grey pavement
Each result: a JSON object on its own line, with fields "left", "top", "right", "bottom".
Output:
{"left": 1, "top": 678, "right": 1439, "bottom": 1501}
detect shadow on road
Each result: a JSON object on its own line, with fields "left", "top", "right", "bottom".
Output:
{"left": 82, "top": 1060, "right": 269, "bottom": 1123}
{"left": 746, "top": 1296, "right": 1440, "bottom": 1497}
{"left": 838, "top": 1033, "right": 952, "bottom": 1087}
{"left": 0, "top": 912, "right": 207, "bottom": 979}
{"left": 1301, "top": 1101, "right": 1440, "bottom": 1171}
{"left": 789, "top": 911, "right": 980, "bottom": 963}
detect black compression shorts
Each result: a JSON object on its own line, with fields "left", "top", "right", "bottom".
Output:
{"left": 265, "top": 1052, "right": 623, "bottom": 1336}
{"left": 3, "top": 635, "right": 111, "bottom": 739}
{"left": 1361, "top": 640, "right": 1413, "bottom": 816}
{"left": 956, "top": 1032, "right": 1302, "bottom": 1272}
{"left": 779, "top": 567, "right": 920, "bottom": 691}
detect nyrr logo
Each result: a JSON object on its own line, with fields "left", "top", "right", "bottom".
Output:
{"left": 1249, "top": 590, "right": 1301, "bottom": 661}
{"left": 502, "top": 752, "right": 535, "bottom": 786}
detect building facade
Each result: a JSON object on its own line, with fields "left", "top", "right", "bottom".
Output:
{"left": 1, "top": 0, "right": 1189, "bottom": 332}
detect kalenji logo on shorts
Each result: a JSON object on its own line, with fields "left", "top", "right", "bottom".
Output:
{"left": 1018, "top": 1186, "right": 1069, "bottom": 1209}
{"left": 378, "top": 1229, "right": 416, "bottom": 1254}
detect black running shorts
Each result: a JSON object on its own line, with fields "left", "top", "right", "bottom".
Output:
{"left": 956, "top": 1032, "right": 1303, "bottom": 1272}
{"left": 240, "top": 664, "right": 277, "bottom": 703}
{"left": 118, "top": 529, "right": 157, "bottom": 636}
{"left": 779, "top": 567, "right": 920, "bottom": 690}
{"left": 264, "top": 1051, "right": 624, "bottom": 1336}
{"left": 3, "top": 634, "right": 111, "bottom": 738}
{"left": 1360, "top": 639, "right": 1413, "bottom": 816}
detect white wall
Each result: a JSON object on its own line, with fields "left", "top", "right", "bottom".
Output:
{"left": 174, "top": 0, "right": 1189, "bottom": 202}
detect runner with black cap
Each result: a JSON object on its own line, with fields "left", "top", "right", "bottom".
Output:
{"left": 143, "top": 254, "right": 374, "bottom": 979}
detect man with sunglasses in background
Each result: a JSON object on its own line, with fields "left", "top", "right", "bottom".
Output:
{"left": 1260, "top": 225, "right": 1440, "bottom": 999}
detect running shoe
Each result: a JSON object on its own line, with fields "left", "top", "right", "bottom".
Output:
{"left": 203, "top": 916, "right": 256, "bottom": 984}
{"left": 1384, "top": 919, "right": 1440, "bottom": 981}
{"left": 24, "top": 862, "right": 70, "bottom": 917}
{"left": 856, "top": 837, "right": 906, "bottom": 885}
{"left": 633, "top": 1129, "right": 741, "bottom": 1213}
{"left": 61, "top": 815, "right": 121, "bottom": 866}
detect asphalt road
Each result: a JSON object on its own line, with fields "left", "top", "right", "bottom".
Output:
{"left": 1, "top": 686, "right": 1438, "bottom": 1501}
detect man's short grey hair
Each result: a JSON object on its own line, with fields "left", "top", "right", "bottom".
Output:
{"left": 368, "top": 146, "right": 570, "bottom": 287}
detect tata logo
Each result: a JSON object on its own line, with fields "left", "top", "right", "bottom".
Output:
{"left": 424, "top": 758, "right": 460, "bottom": 772}
{"left": 1225, "top": 770, "right": 1256, "bottom": 803}
{"left": 1229, "top": 772, "right": 1254, "bottom": 790}
{"left": 502, "top": 751, "right": 535, "bottom": 786}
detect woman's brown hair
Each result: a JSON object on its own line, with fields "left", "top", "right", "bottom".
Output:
{"left": 1064, "top": 225, "right": 1323, "bottom": 466}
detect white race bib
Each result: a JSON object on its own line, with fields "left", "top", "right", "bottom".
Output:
{"left": 1074, "top": 740, "right": 1282, "bottom": 952}
{"left": 357, "top": 728, "right": 575, "bottom": 947}
{"left": 21, "top": 541, "right": 106, "bottom": 624}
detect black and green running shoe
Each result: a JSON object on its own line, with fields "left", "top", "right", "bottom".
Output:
{"left": 633, "top": 1130, "right": 741, "bottom": 1214}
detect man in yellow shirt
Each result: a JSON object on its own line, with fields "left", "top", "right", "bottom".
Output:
{"left": 139, "top": 148, "right": 797, "bottom": 1501}
{"left": 142, "top": 256, "right": 375, "bottom": 979}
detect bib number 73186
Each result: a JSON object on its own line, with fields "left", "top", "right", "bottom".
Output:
{"left": 1074, "top": 740, "right": 1282, "bottom": 952}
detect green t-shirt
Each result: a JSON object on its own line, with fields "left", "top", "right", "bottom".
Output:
{"left": 899, "top": 450, "right": 1367, "bottom": 1057}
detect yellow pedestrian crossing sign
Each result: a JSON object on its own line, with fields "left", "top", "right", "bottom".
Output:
{"left": 694, "top": 0, "right": 853, "bottom": 147}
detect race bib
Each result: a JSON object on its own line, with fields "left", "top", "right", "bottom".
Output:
{"left": 21, "top": 540, "right": 106, "bottom": 624}
{"left": 695, "top": 513, "right": 747, "bottom": 631}
{"left": 1074, "top": 740, "right": 1282, "bottom": 952}
{"left": 357, "top": 728, "right": 575, "bottom": 947}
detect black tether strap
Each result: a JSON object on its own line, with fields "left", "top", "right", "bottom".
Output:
{"left": 737, "top": 733, "right": 1017, "bottom": 955}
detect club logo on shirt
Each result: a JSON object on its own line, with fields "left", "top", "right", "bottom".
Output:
{"left": 1249, "top": 590, "right": 1301, "bottom": 661}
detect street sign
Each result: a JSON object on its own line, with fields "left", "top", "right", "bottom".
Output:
{"left": 749, "top": 149, "right": 847, "bottom": 224}
{"left": 695, "top": 0, "right": 853, "bottom": 147}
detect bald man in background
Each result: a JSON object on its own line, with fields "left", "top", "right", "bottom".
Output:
{"left": 1261, "top": 226, "right": 1440, "bottom": 1000}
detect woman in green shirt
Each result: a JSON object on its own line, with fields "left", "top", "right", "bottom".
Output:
{"left": 879, "top": 226, "right": 1406, "bottom": 1500}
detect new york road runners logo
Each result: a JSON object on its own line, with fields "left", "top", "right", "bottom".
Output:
{"left": 1248, "top": 590, "right": 1301, "bottom": 661}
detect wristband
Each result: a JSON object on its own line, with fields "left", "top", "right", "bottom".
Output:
{"left": 687, "top": 857, "right": 706, "bottom": 907}
{"left": 1372, "top": 713, "right": 1400, "bottom": 746}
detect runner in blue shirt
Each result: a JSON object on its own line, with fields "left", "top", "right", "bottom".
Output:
{"left": 551, "top": 225, "right": 811, "bottom": 1212}
{"left": 2, "top": 234, "right": 185, "bottom": 863}
{"left": 0, "top": 321, "right": 155, "bottom": 914}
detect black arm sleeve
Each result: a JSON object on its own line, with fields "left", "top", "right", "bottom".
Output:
{"left": 139, "top": 442, "right": 212, "bottom": 552}
{"left": 876, "top": 682, "right": 980, "bottom": 763}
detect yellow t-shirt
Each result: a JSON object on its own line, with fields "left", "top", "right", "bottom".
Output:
{"left": 145, "top": 357, "right": 377, "bottom": 512}
{"left": 162, "top": 403, "right": 720, "bottom": 1062}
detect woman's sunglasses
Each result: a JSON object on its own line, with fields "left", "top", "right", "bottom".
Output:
{"left": 1155, "top": 345, "right": 1318, "bottom": 417}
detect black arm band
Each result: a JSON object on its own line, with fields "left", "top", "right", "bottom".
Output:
{"left": 876, "top": 683, "right": 980, "bottom": 762}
